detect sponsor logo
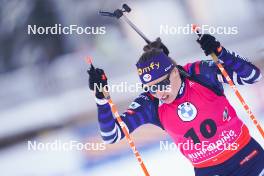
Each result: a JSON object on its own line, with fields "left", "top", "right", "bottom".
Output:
{"left": 240, "top": 150, "right": 258, "bottom": 166}
{"left": 223, "top": 107, "right": 231, "bottom": 122}
{"left": 177, "top": 102, "right": 197, "bottom": 121}
{"left": 189, "top": 81, "right": 195, "bottom": 87}
{"left": 129, "top": 102, "right": 141, "bottom": 109}
{"left": 164, "top": 64, "right": 173, "bottom": 72}
{"left": 143, "top": 74, "right": 152, "bottom": 82}
{"left": 178, "top": 81, "right": 185, "bottom": 95}
{"left": 159, "top": 99, "right": 164, "bottom": 106}
{"left": 138, "top": 62, "right": 160, "bottom": 75}
{"left": 137, "top": 94, "right": 149, "bottom": 100}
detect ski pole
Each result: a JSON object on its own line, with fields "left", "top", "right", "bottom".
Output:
{"left": 86, "top": 57, "right": 150, "bottom": 176}
{"left": 99, "top": 4, "right": 170, "bottom": 55}
{"left": 192, "top": 25, "right": 264, "bottom": 139}
{"left": 99, "top": 4, "right": 151, "bottom": 44}
{"left": 121, "top": 14, "right": 151, "bottom": 44}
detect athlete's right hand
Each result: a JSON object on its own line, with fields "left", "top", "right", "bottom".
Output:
{"left": 87, "top": 67, "right": 108, "bottom": 99}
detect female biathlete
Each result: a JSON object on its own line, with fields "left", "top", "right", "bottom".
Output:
{"left": 88, "top": 34, "right": 264, "bottom": 176}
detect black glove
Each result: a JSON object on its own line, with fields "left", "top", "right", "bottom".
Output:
{"left": 87, "top": 67, "right": 108, "bottom": 99}
{"left": 143, "top": 37, "right": 170, "bottom": 56}
{"left": 197, "top": 34, "right": 222, "bottom": 56}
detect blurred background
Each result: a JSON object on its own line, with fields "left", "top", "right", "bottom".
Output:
{"left": 0, "top": 0, "right": 264, "bottom": 175}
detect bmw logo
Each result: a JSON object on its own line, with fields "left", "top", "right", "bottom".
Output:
{"left": 177, "top": 102, "right": 197, "bottom": 122}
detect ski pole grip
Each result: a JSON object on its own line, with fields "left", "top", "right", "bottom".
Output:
{"left": 192, "top": 24, "right": 220, "bottom": 61}
{"left": 86, "top": 56, "right": 95, "bottom": 70}
{"left": 192, "top": 24, "right": 201, "bottom": 37}
{"left": 102, "top": 89, "right": 110, "bottom": 100}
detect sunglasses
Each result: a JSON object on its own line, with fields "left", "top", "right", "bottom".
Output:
{"left": 143, "top": 68, "right": 173, "bottom": 94}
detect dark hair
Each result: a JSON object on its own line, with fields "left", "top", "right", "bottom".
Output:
{"left": 137, "top": 38, "right": 176, "bottom": 66}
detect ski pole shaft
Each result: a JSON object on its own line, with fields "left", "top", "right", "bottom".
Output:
{"left": 192, "top": 25, "right": 264, "bottom": 139}
{"left": 121, "top": 14, "right": 151, "bottom": 44}
{"left": 86, "top": 57, "right": 150, "bottom": 176}
{"left": 212, "top": 55, "right": 264, "bottom": 139}
{"left": 103, "top": 93, "right": 150, "bottom": 176}
{"left": 99, "top": 4, "right": 151, "bottom": 44}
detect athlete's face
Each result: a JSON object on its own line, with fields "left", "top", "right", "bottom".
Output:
{"left": 146, "top": 67, "right": 182, "bottom": 104}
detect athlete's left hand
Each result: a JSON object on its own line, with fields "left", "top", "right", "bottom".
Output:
{"left": 197, "top": 34, "right": 222, "bottom": 56}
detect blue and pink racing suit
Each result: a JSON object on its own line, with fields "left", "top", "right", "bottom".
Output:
{"left": 95, "top": 47, "right": 264, "bottom": 176}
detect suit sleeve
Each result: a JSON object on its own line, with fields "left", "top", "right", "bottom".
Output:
{"left": 217, "top": 47, "right": 262, "bottom": 85}
{"left": 96, "top": 93, "right": 163, "bottom": 144}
